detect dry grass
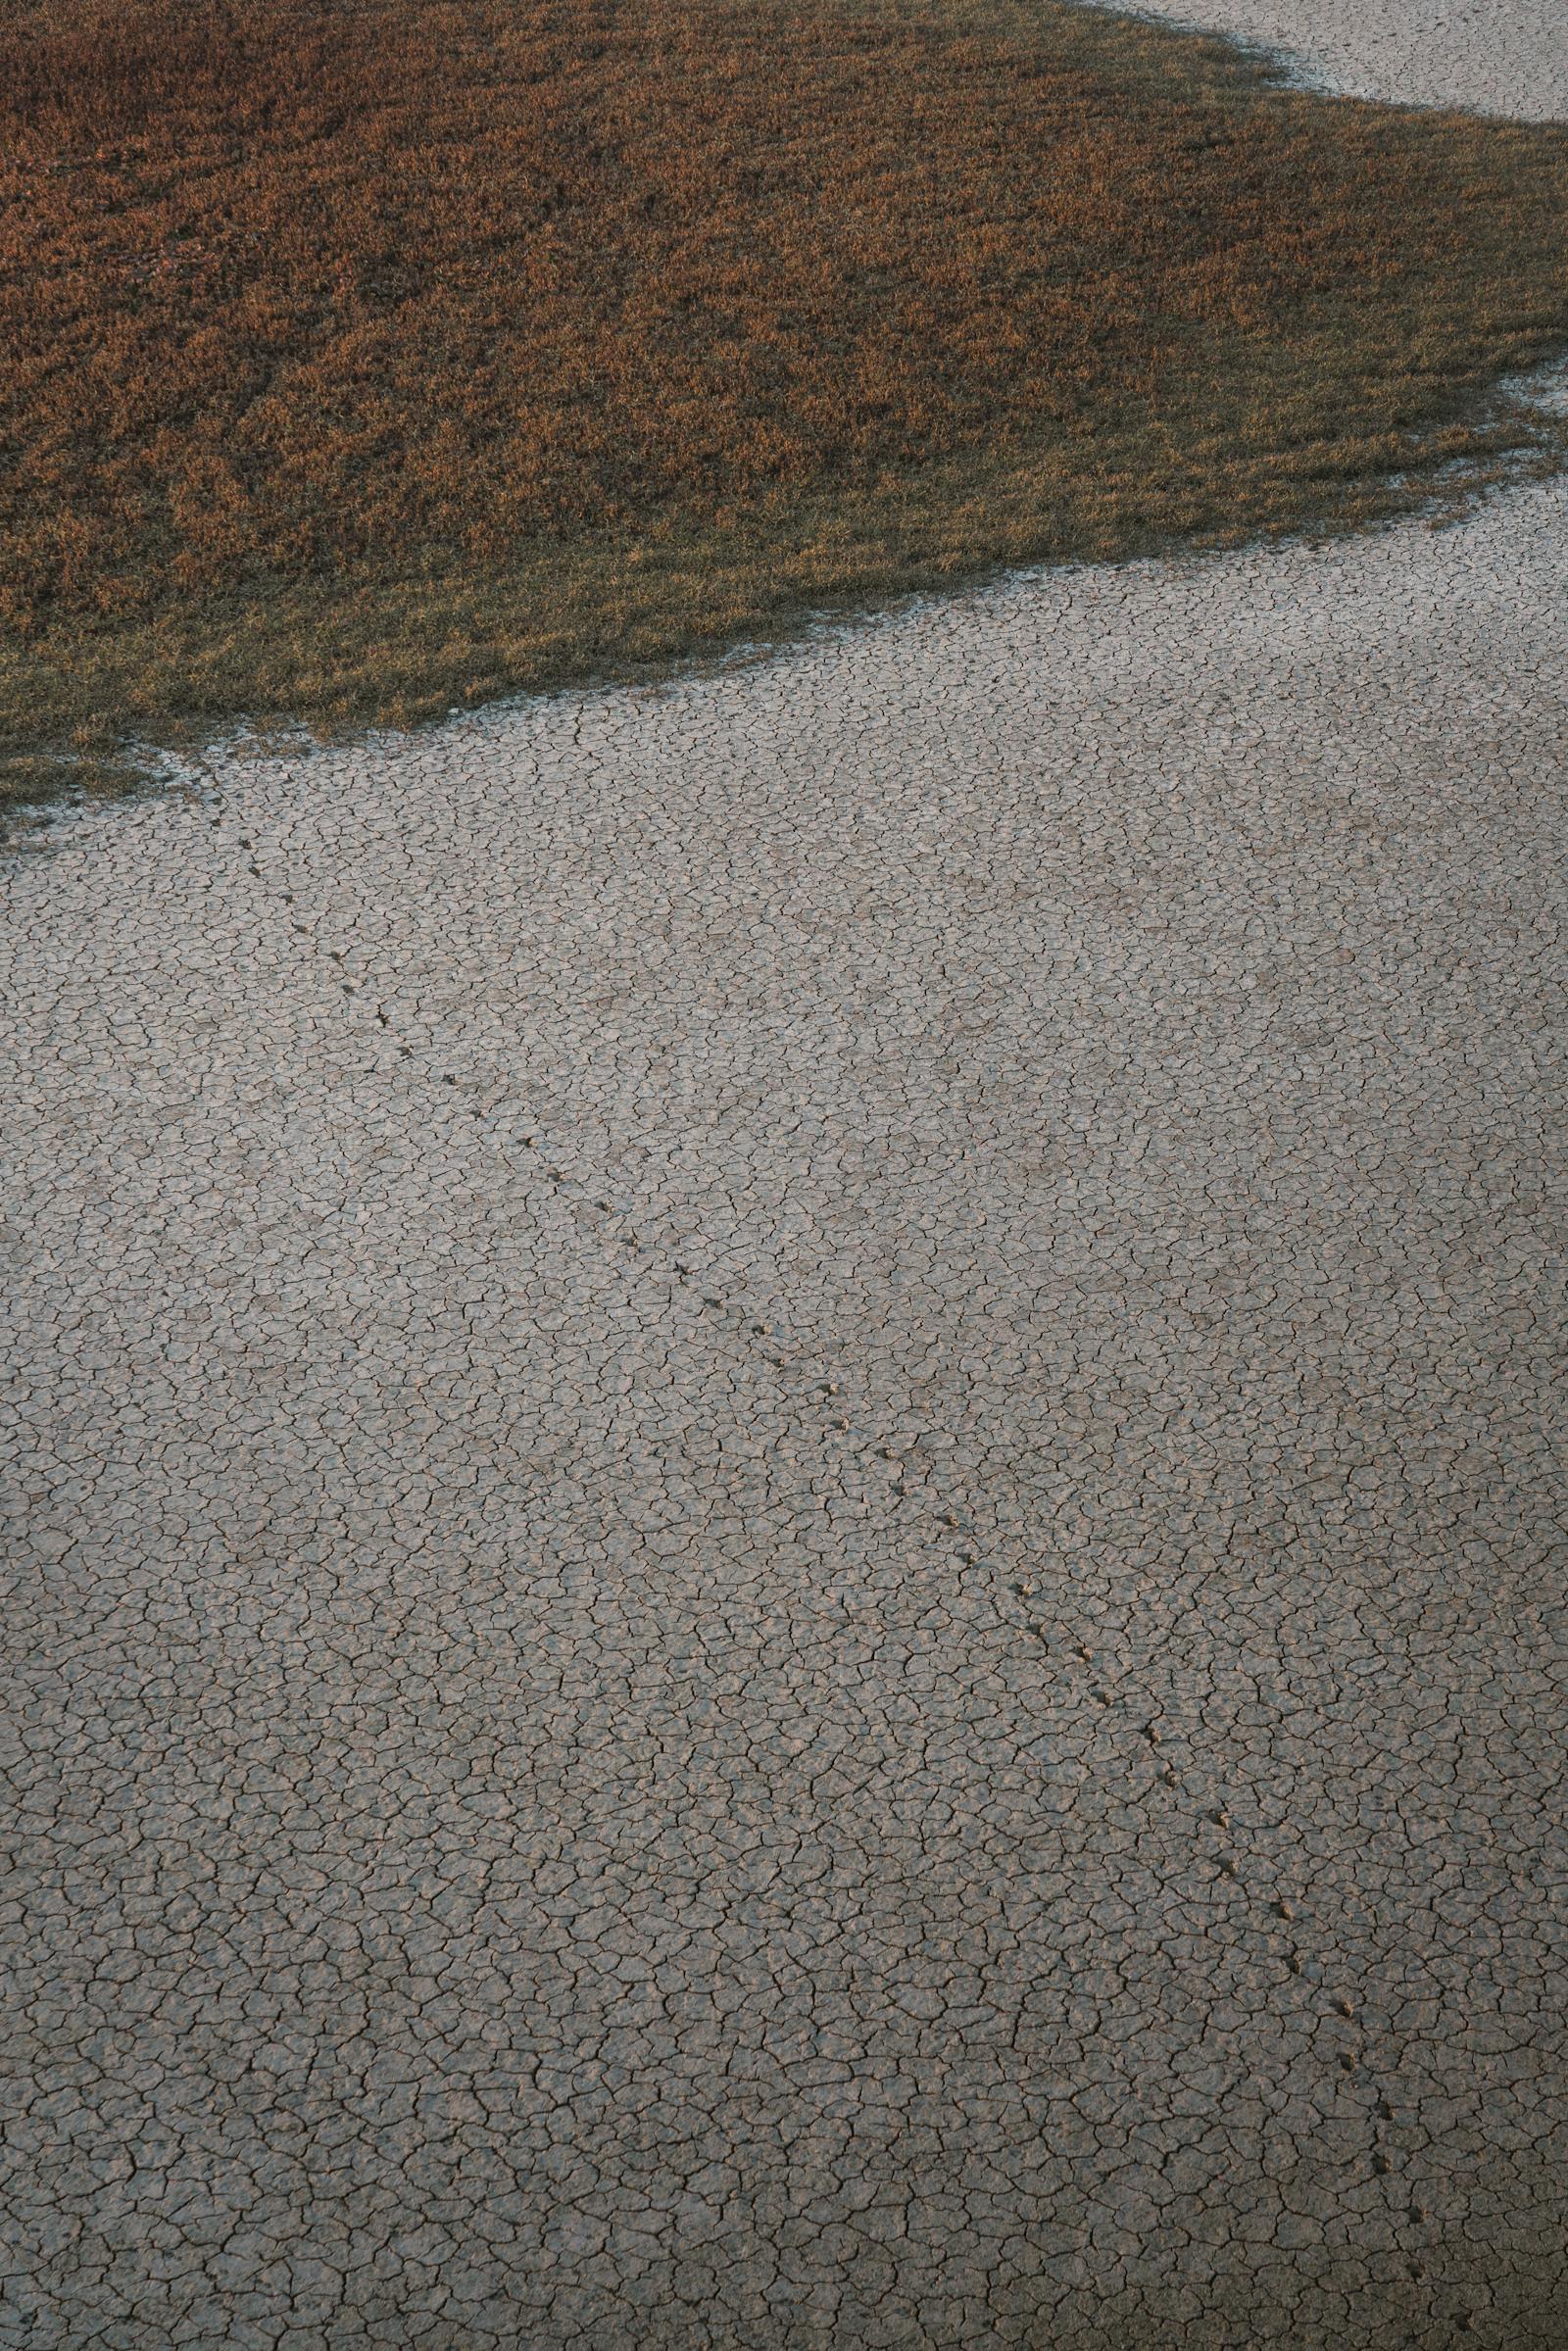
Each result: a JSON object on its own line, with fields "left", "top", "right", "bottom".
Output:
{"left": 4, "top": 0, "right": 1568, "bottom": 812}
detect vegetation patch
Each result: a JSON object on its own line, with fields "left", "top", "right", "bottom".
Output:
{"left": 4, "top": 0, "right": 1568, "bottom": 812}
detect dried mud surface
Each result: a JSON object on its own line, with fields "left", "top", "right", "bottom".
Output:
{"left": 4, "top": 4, "right": 1567, "bottom": 2348}
{"left": 1087, "top": 0, "right": 1565, "bottom": 115}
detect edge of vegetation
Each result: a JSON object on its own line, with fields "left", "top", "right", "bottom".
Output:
{"left": 5, "top": 0, "right": 1568, "bottom": 825}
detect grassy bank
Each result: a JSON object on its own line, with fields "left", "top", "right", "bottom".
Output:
{"left": 4, "top": 0, "right": 1568, "bottom": 814}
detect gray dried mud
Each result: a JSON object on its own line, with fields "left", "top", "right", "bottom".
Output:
{"left": 3, "top": 2, "right": 1567, "bottom": 2347}
{"left": 1087, "top": 0, "right": 1566, "bottom": 115}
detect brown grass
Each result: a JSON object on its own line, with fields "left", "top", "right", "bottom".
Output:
{"left": 4, "top": 0, "right": 1568, "bottom": 812}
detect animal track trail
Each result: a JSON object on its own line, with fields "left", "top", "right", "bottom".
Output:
{"left": 8, "top": 302, "right": 1568, "bottom": 2344}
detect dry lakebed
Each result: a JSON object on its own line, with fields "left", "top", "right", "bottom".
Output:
{"left": 3, "top": 0, "right": 1567, "bottom": 2345}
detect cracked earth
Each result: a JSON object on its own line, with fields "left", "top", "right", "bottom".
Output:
{"left": 3, "top": 3, "right": 1567, "bottom": 2347}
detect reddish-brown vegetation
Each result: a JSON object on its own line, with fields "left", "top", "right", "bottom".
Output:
{"left": 3, "top": 0, "right": 1567, "bottom": 806}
